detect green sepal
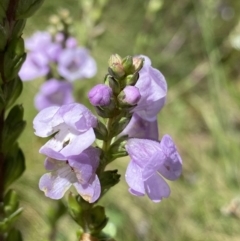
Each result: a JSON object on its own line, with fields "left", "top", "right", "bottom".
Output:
{"left": 4, "top": 190, "right": 19, "bottom": 217}
{"left": 104, "top": 75, "right": 120, "bottom": 95}
{"left": 3, "top": 143, "right": 25, "bottom": 189}
{"left": 122, "top": 56, "right": 133, "bottom": 74}
{"left": 125, "top": 72, "right": 139, "bottom": 86}
{"left": 3, "top": 76, "right": 23, "bottom": 108}
{"left": 107, "top": 136, "right": 128, "bottom": 162}
{"left": 11, "top": 19, "right": 26, "bottom": 38}
{"left": 94, "top": 121, "right": 108, "bottom": 141}
{"left": 99, "top": 170, "right": 120, "bottom": 196}
{"left": 109, "top": 116, "right": 131, "bottom": 137}
{"left": 67, "top": 193, "right": 84, "bottom": 227}
{"left": 95, "top": 104, "right": 117, "bottom": 119}
{"left": 16, "top": 0, "right": 44, "bottom": 19}
{"left": 2, "top": 105, "right": 26, "bottom": 153}
{"left": 89, "top": 206, "right": 108, "bottom": 234}
{"left": 108, "top": 67, "right": 125, "bottom": 81}
{"left": 3, "top": 37, "right": 26, "bottom": 81}
{"left": 6, "top": 228, "right": 23, "bottom": 241}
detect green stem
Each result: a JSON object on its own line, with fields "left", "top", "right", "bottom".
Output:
{"left": 0, "top": 109, "right": 5, "bottom": 241}
{"left": 102, "top": 118, "right": 114, "bottom": 152}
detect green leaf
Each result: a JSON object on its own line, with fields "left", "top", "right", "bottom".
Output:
{"left": 0, "top": 208, "right": 23, "bottom": 233}
{"left": 16, "top": 0, "right": 44, "bottom": 19}
{"left": 11, "top": 19, "right": 26, "bottom": 38}
{"left": 3, "top": 77, "right": 23, "bottom": 108}
{"left": 2, "top": 105, "right": 26, "bottom": 152}
{"left": 99, "top": 170, "right": 120, "bottom": 196}
{"left": 89, "top": 206, "right": 108, "bottom": 234}
{"left": 6, "top": 228, "right": 23, "bottom": 241}
{"left": 4, "top": 143, "right": 25, "bottom": 189}
{"left": 0, "top": 0, "right": 10, "bottom": 21}
{"left": 0, "top": 24, "right": 7, "bottom": 51}
{"left": 4, "top": 189, "right": 19, "bottom": 216}
{"left": 3, "top": 37, "right": 26, "bottom": 81}
{"left": 0, "top": 87, "right": 5, "bottom": 111}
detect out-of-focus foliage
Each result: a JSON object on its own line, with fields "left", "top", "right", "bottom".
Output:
{"left": 12, "top": 0, "right": 240, "bottom": 240}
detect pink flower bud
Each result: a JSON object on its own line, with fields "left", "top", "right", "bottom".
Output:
{"left": 88, "top": 84, "right": 112, "bottom": 106}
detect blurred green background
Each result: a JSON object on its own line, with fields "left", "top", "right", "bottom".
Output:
{"left": 12, "top": 0, "right": 240, "bottom": 240}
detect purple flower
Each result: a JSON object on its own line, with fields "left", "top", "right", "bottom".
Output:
{"left": 33, "top": 103, "right": 97, "bottom": 157}
{"left": 34, "top": 79, "right": 74, "bottom": 111}
{"left": 88, "top": 84, "right": 112, "bottom": 106}
{"left": 25, "top": 31, "right": 62, "bottom": 61}
{"left": 19, "top": 52, "right": 49, "bottom": 81}
{"left": 25, "top": 31, "right": 52, "bottom": 52}
{"left": 133, "top": 55, "right": 167, "bottom": 121}
{"left": 66, "top": 37, "right": 78, "bottom": 48}
{"left": 39, "top": 147, "right": 101, "bottom": 202}
{"left": 119, "top": 86, "right": 141, "bottom": 105}
{"left": 57, "top": 47, "right": 97, "bottom": 82}
{"left": 120, "top": 113, "right": 159, "bottom": 140}
{"left": 125, "top": 135, "right": 182, "bottom": 202}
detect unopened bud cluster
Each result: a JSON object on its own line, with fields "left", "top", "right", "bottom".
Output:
{"left": 88, "top": 54, "right": 144, "bottom": 121}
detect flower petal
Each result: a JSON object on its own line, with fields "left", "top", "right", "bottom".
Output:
{"left": 142, "top": 150, "right": 165, "bottom": 181}
{"left": 125, "top": 160, "right": 145, "bottom": 195}
{"left": 33, "top": 106, "right": 60, "bottom": 137}
{"left": 120, "top": 113, "right": 159, "bottom": 140}
{"left": 40, "top": 147, "right": 66, "bottom": 160}
{"left": 73, "top": 174, "right": 101, "bottom": 203}
{"left": 61, "top": 128, "right": 96, "bottom": 157}
{"left": 39, "top": 170, "right": 72, "bottom": 199}
{"left": 125, "top": 138, "right": 161, "bottom": 168}
{"left": 62, "top": 103, "right": 97, "bottom": 132}
{"left": 144, "top": 173, "right": 170, "bottom": 202}
{"left": 158, "top": 135, "right": 182, "bottom": 180}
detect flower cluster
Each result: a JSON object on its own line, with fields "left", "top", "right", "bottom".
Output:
{"left": 34, "top": 54, "right": 182, "bottom": 205}
{"left": 20, "top": 29, "right": 97, "bottom": 111}
{"left": 87, "top": 54, "right": 182, "bottom": 202}
{"left": 33, "top": 103, "right": 101, "bottom": 203}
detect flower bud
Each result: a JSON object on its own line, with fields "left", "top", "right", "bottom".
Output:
{"left": 122, "top": 56, "right": 133, "bottom": 73}
{"left": 118, "top": 86, "right": 141, "bottom": 106}
{"left": 108, "top": 54, "right": 125, "bottom": 79}
{"left": 88, "top": 84, "right": 112, "bottom": 106}
{"left": 133, "top": 57, "right": 144, "bottom": 72}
